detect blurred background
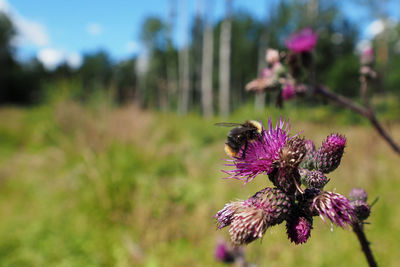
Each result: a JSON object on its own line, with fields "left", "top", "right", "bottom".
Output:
{"left": 0, "top": 0, "right": 399, "bottom": 266}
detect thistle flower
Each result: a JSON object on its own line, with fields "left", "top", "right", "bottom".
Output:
{"left": 315, "top": 134, "right": 346, "bottom": 173}
{"left": 286, "top": 215, "right": 313, "bottom": 244}
{"left": 215, "top": 187, "right": 291, "bottom": 245}
{"left": 312, "top": 191, "right": 354, "bottom": 228}
{"left": 282, "top": 84, "right": 296, "bottom": 100}
{"left": 224, "top": 118, "right": 295, "bottom": 185}
{"left": 215, "top": 242, "right": 235, "bottom": 263}
{"left": 268, "top": 137, "right": 306, "bottom": 194}
{"left": 304, "top": 170, "right": 329, "bottom": 189}
{"left": 285, "top": 28, "right": 318, "bottom": 53}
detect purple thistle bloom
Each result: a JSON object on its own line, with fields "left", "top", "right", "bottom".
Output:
{"left": 215, "top": 242, "right": 235, "bottom": 263}
{"left": 282, "top": 84, "right": 296, "bottom": 100}
{"left": 215, "top": 187, "right": 292, "bottom": 245}
{"left": 315, "top": 134, "right": 346, "bottom": 173}
{"left": 312, "top": 191, "right": 354, "bottom": 228}
{"left": 224, "top": 118, "right": 295, "bottom": 185}
{"left": 286, "top": 216, "right": 313, "bottom": 244}
{"left": 285, "top": 28, "right": 318, "bottom": 53}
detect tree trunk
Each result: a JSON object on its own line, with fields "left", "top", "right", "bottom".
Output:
{"left": 218, "top": 0, "right": 232, "bottom": 117}
{"left": 201, "top": 2, "right": 214, "bottom": 117}
{"left": 178, "top": 0, "right": 191, "bottom": 114}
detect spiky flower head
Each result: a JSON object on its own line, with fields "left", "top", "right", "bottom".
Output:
{"left": 215, "top": 187, "right": 291, "bottom": 245}
{"left": 349, "top": 188, "right": 368, "bottom": 202}
{"left": 304, "top": 170, "right": 329, "bottom": 189}
{"left": 286, "top": 215, "right": 313, "bottom": 244}
{"left": 351, "top": 200, "right": 371, "bottom": 221}
{"left": 224, "top": 118, "right": 295, "bottom": 185}
{"left": 267, "top": 137, "right": 305, "bottom": 194}
{"left": 315, "top": 134, "right": 346, "bottom": 173}
{"left": 300, "top": 139, "right": 316, "bottom": 170}
{"left": 312, "top": 191, "right": 354, "bottom": 228}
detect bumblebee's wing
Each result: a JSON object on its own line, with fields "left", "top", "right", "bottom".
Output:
{"left": 214, "top": 122, "right": 243, "bottom": 127}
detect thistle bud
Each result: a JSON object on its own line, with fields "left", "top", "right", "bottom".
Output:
{"left": 304, "top": 170, "right": 329, "bottom": 189}
{"left": 349, "top": 188, "right": 368, "bottom": 202}
{"left": 286, "top": 215, "right": 313, "bottom": 244}
{"left": 315, "top": 134, "right": 346, "bottom": 173}
{"left": 351, "top": 200, "right": 371, "bottom": 221}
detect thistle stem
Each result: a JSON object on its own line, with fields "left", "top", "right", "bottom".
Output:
{"left": 352, "top": 222, "right": 378, "bottom": 267}
{"left": 314, "top": 85, "right": 400, "bottom": 155}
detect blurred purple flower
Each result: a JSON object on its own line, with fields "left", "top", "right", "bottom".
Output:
{"left": 285, "top": 28, "right": 318, "bottom": 53}
{"left": 312, "top": 191, "right": 354, "bottom": 228}
{"left": 349, "top": 188, "right": 368, "bottom": 202}
{"left": 361, "top": 47, "right": 374, "bottom": 65}
{"left": 282, "top": 84, "right": 296, "bottom": 100}
{"left": 224, "top": 118, "right": 295, "bottom": 185}
{"left": 215, "top": 242, "right": 235, "bottom": 263}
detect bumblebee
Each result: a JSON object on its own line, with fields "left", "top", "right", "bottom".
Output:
{"left": 215, "top": 120, "right": 263, "bottom": 158}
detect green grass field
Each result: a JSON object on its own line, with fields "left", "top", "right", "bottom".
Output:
{"left": 0, "top": 101, "right": 399, "bottom": 266}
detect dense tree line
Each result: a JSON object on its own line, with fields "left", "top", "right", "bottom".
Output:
{"left": 0, "top": 0, "right": 399, "bottom": 114}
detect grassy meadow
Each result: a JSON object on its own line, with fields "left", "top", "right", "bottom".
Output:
{"left": 0, "top": 100, "right": 399, "bottom": 266}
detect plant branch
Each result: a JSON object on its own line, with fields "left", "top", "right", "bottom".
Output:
{"left": 352, "top": 222, "right": 378, "bottom": 267}
{"left": 313, "top": 85, "right": 400, "bottom": 155}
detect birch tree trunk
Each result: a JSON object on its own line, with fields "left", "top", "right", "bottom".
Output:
{"left": 218, "top": 0, "right": 232, "bottom": 117}
{"left": 201, "top": 0, "right": 214, "bottom": 117}
{"left": 178, "top": 0, "right": 190, "bottom": 114}
{"left": 255, "top": 30, "right": 267, "bottom": 111}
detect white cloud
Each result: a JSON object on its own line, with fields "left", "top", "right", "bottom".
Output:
{"left": 0, "top": 0, "right": 49, "bottom": 47}
{"left": 37, "top": 48, "right": 63, "bottom": 70}
{"left": 65, "top": 52, "right": 82, "bottom": 69}
{"left": 126, "top": 41, "right": 139, "bottom": 54}
{"left": 365, "top": 20, "right": 385, "bottom": 38}
{"left": 86, "top": 23, "right": 102, "bottom": 36}
{"left": 37, "top": 48, "right": 82, "bottom": 70}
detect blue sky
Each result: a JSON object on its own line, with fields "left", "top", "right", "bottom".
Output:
{"left": 1, "top": 0, "right": 399, "bottom": 69}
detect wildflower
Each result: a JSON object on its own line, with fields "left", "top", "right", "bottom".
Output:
{"left": 224, "top": 118, "right": 294, "bottom": 185}
{"left": 215, "top": 187, "right": 292, "bottom": 245}
{"left": 282, "top": 84, "right": 296, "bottom": 100}
{"left": 312, "top": 191, "right": 354, "bottom": 228}
{"left": 315, "top": 134, "right": 346, "bottom": 173}
{"left": 286, "top": 215, "right": 313, "bottom": 244}
{"left": 215, "top": 241, "right": 235, "bottom": 263}
{"left": 285, "top": 28, "right": 318, "bottom": 53}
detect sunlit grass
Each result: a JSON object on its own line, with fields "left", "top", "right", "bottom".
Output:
{"left": 0, "top": 102, "right": 399, "bottom": 266}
